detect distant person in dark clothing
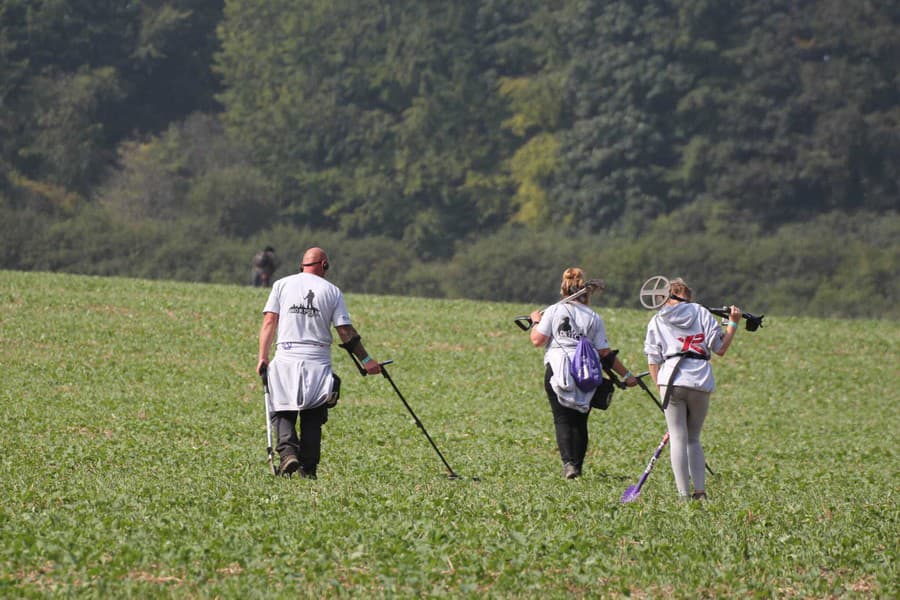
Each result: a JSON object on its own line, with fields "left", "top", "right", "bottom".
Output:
{"left": 252, "top": 246, "right": 280, "bottom": 287}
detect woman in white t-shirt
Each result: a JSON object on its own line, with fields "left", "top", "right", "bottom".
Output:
{"left": 644, "top": 278, "right": 742, "bottom": 500}
{"left": 529, "top": 268, "right": 637, "bottom": 479}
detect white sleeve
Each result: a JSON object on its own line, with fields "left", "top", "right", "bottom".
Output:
{"left": 262, "top": 281, "right": 282, "bottom": 314}
{"left": 703, "top": 310, "right": 725, "bottom": 354}
{"left": 331, "top": 291, "right": 352, "bottom": 327}
{"left": 591, "top": 314, "right": 609, "bottom": 350}
{"left": 535, "top": 304, "right": 556, "bottom": 337}
{"left": 644, "top": 318, "right": 664, "bottom": 364}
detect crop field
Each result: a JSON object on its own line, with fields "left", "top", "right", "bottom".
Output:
{"left": 1, "top": 270, "right": 897, "bottom": 598}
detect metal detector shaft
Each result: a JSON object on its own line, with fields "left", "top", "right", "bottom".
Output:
{"left": 514, "top": 279, "right": 605, "bottom": 331}
{"left": 340, "top": 345, "right": 460, "bottom": 479}
{"left": 634, "top": 372, "right": 714, "bottom": 476}
{"left": 639, "top": 275, "right": 764, "bottom": 331}
{"left": 380, "top": 366, "right": 460, "bottom": 479}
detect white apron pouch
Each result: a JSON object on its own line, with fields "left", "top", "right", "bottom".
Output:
{"left": 548, "top": 352, "right": 590, "bottom": 413}
{"left": 268, "top": 354, "right": 334, "bottom": 412}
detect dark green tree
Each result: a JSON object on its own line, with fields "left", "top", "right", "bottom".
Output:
{"left": 216, "top": 0, "right": 523, "bottom": 257}
{"left": 1, "top": 0, "right": 223, "bottom": 193}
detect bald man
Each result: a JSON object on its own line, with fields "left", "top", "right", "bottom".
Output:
{"left": 257, "top": 247, "right": 381, "bottom": 478}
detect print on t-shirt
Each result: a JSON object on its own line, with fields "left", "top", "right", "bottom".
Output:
{"left": 289, "top": 289, "right": 321, "bottom": 316}
{"left": 558, "top": 316, "right": 575, "bottom": 338}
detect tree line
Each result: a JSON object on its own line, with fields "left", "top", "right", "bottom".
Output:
{"left": 1, "top": 1, "right": 897, "bottom": 317}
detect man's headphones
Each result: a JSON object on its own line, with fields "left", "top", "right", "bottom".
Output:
{"left": 302, "top": 259, "right": 329, "bottom": 272}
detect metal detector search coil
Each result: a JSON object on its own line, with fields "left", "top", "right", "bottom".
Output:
{"left": 638, "top": 275, "right": 765, "bottom": 332}
{"left": 639, "top": 275, "right": 671, "bottom": 310}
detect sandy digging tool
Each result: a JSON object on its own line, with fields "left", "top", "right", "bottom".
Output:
{"left": 513, "top": 279, "right": 606, "bottom": 331}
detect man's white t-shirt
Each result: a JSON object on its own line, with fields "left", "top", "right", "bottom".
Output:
{"left": 263, "top": 272, "right": 352, "bottom": 347}
{"left": 263, "top": 272, "right": 350, "bottom": 411}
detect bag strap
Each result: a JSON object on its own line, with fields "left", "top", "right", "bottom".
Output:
{"left": 664, "top": 350, "right": 709, "bottom": 361}
{"left": 660, "top": 349, "right": 709, "bottom": 408}
{"left": 661, "top": 355, "right": 686, "bottom": 410}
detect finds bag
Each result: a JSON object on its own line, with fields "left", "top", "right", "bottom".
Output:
{"left": 590, "top": 378, "right": 614, "bottom": 410}
{"left": 569, "top": 336, "right": 604, "bottom": 392}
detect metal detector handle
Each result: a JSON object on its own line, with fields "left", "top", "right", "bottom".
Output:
{"left": 699, "top": 305, "right": 765, "bottom": 332}
{"left": 340, "top": 342, "right": 391, "bottom": 376}
{"left": 704, "top": 306, "right": 765, "bottom": 332}
{"left": 346, "top": 350, "right": 393, "bottom": 377}
{"left": 514, "top": 315, "right": 534, "bottom": 331}
{"left": 260, "top": 365, "right": 269, "bottom": 390}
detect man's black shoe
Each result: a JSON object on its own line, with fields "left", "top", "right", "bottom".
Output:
{"left": 278, "top": 455, "right": 300, "bottom": 477}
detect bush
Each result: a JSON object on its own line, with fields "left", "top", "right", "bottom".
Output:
{"left": 187, "top": 165, "right": 278, "bottom": 238}
{"left": 443, "top": 226, "right": 592, "bottom": 304}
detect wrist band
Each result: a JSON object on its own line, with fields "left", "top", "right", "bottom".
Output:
{"left": 727, "top": 321, "right": 739, "bottom": 329}
{"left": 361, "top": 355, "right": 373, "bottom": 365}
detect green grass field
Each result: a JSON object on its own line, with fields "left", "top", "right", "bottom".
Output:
{"left": 1, "top": 270, "right": 897, "bottom": 598}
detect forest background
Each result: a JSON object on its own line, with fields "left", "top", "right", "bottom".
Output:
{"left": 1, "top": 0, "right": 897, "bottom": 317}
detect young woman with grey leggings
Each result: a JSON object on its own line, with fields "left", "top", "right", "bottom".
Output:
{"left": 643, "top": 278, "right": 742, "bottom": 500}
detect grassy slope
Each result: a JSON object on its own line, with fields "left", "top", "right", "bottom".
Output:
{"left": 0, "top": 270, "right": 897, "bottom": 598}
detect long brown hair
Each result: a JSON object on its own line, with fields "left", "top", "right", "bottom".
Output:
{"left": 560, "top": 267, "right": 588, "bottom": 303}
{"left": 668, "top": 277, "right": 693, "bottom": 301}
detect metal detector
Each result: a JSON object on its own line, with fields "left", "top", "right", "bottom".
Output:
{"left": 260, "top": 367, "right": 278, "bottom": 475}
{"left": 639, "top": 275, "right": 765, "bottom": 331}
{"left": 634, "top": 372, "right": 714, "bottom": 476}
{"left": 342, "top": 350, "right": 475, "bottom": 481}
{"left": 513, "top": 278, "right": 606, "bottom": 331}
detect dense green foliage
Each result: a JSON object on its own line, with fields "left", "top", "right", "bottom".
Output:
{"left": 1, "top": 270, "right": 897, "bottom": 596}
{"left": 1, "top": 1, "right": 897, "bottom": 317}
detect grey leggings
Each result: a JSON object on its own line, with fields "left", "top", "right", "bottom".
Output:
{"left": 661, "top": 385, "right": 710, "bottom": 496}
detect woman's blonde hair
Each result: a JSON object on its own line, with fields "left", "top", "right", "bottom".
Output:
{"left": 560, "top": 267, "right": 588, "bottom": 303}
{"left": 668, "top": 277, "right": 693, "bottom": 301}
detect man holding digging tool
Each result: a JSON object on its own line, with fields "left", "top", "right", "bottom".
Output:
{"left": 257, "top": 247, "right": 381, "bottom": 478}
